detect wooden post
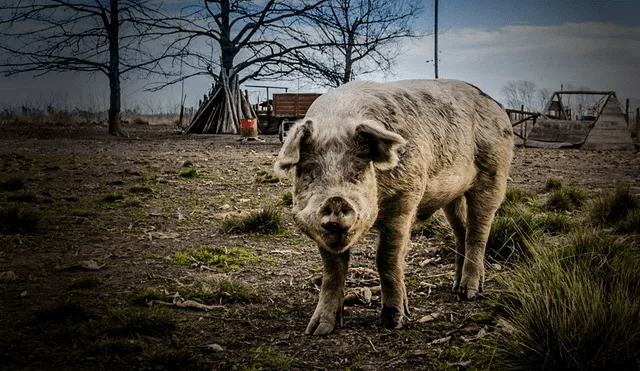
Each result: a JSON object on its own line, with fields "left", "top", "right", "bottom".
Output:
{"left": 520, "top": 105, "right": 524, "bottom": 138}
{"left": 625, "top": 98, "right": 630, "bottom": 124}
{"left": 434, "top": 0, "right": 438, "bottom": 79}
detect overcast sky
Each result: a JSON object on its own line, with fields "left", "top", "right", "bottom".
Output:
{"left": 1, "top": 0, "right": 639, "bottom": 113}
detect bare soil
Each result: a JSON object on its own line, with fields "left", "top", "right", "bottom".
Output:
{"left": 1, "top": 122, "right": 639, "bottom": 371}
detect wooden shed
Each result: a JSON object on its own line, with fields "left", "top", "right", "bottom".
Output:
{"left": 524, "top": 91, "right": 635, "bottom": 150}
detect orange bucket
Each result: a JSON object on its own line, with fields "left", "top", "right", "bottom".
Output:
{"left": 239, "top": 118, "right": 258, "bottom": 137}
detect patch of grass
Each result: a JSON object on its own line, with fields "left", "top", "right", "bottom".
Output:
{"left": 184, "top": 273, "right": 257, "bottom": 304}
{"left": 68, "top": 208, "right": 94, "bottom": 217}
{"left": 0, "top": 206, "right": 40, "bottom": 234}
{"left": 105, "top": 307, "right": 176, "bottom": 337}
{"left": 487, "top": 203, "right": 540, "bottom": 261}
{"left": 122, "top": 199, "right": 142, "bottom": 208}
{"left": 33, "top": 301, "right": 91, "bottom": 325}
{"left": 101, "top": 192, "right": 125, "bottom": 203}
{"left": 545, "top": 185, "right": 587, "bottom": 212}
{"left": 221, "top": 208, "right": 285, "bottom": 235}
{"left": 615, "top": 208, "right": 640, "bottom": 234}
{"left": 177, "top": 167, "right": 197, "bottom": 178}
{"left": 493, "top": 229, "right": 640, "bottom": 370}
{"left": 255, "top": 172, "right": 280, "bottom": 184}
{"left": 106, "top": 179, "right": 126, "bottom": 186}
{"left": 501, "top": 187, "right": 536, "bottom": 212}
{"left": 278, "top": 191, "right": 293, "bottom": 207}
{"left": 140, "top": 347, "right": 200, "bottom": 370}
{"left": 589, "top": 186, "right": 639, "bottom": 227}
{"left": 128, "top": 185, "right": 153, "bottom": 194}
{"left": 536, "top": 212, "right": 571, "bottom": 234}
{"left": 0, "top": 175, "right": 24, "bottom": 191}
{"left": 130, "top": 287, "right": 166, "bottom": 306}
{"left": 131, "top": 116, "right": 148, "bottom": 125}
{"left": 544, "top": 177, "right": 564, "bottom": 191}
{"left": 172, "top": 246, "right": 258, "bottom": 270}
{"left": 233, "top": 347, "right": 296, "bottom": 371}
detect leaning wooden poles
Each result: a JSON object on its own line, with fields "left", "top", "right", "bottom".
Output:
{"left": 184, "top": 68, "right": 256, "bottom": 134}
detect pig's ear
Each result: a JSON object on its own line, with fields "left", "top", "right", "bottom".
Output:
{"left": 274, "top": 120, "right": 313, "bottom": 177}
{"left": 355, "top": 122, "right": 406, "bottom": 170}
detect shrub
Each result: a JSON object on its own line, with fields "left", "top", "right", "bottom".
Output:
{"left": 493, "top": 230, "right": 640, "bottom": 370}
{"left": 221, "top": 208, "right": 285, "bottom": 235}
{"left": 615, "top": 208, "right": 640, "bottom": 234}
{"left": 589, "top": 186, "right": 639, "bottom": 227}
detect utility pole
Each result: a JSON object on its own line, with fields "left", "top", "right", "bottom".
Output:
{"left": 434, "top": 0, "right": 438, "bottom": 79}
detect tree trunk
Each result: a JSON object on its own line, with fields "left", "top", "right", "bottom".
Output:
{"left": 342, "top": 31, "right": 355, "bottom": 85}
{"left": 107, "top": 0, "right": 123, "bottom": 136}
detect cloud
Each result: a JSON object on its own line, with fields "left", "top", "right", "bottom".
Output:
{"left": 380, "top": 22, "right": 640, "bottom": 105}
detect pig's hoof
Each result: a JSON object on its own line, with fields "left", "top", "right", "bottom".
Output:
{"left": 305, "top": 314, "right": 336, "bottom": 336}
{"left": 457, "top": 278, "right": 482, "bottom": 300}
{"left": 381, "top": 306, "right": 407, "bottom": 329}
{"left": 452, "top": 279, "right": 460, "bottom": 292}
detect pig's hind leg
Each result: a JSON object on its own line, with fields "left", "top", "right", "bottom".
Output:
{"left": 458, "top": 173, "right": 507, "bottom": 299}
{"left": 443, "top": 196, "right": 468, "bottom": 292}
{"left": 306, "top": 247, "right": 350, "bottom": 336}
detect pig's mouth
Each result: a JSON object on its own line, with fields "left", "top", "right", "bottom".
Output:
{"left": 319, "top": 230, "right": 358, "bottom": 253}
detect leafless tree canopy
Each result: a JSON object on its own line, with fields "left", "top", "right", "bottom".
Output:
{"left": 0, "top": 0, "right": 183, "bottom": 135}
{"left": 292, "top": 0, "right": 424, "bottom": 88}
{"left": 500, "top": 80, "right": 539, "bottom": 111}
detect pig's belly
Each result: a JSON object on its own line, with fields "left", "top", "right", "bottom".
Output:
{"left": 419, "top": 172, "right": 475, "bottom": 211}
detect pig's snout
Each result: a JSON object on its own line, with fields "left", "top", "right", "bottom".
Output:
{"left": 319, "top": 196, "right": 356, "bottom": 232}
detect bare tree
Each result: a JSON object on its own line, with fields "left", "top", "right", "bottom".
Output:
{"left": 159, "top": 0, "right": 326, "bottom": 134}
{"left": 500, "top": 80, "right": 538, "bottom": 111}
{"left": 0, "top": 0, "right": 183, "bottom": 136}
{"left": 292, "top": 0, "right": 424, "bottom": 88}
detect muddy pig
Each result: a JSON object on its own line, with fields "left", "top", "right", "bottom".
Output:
{"left": 273, "top": 79, "right": 513, "bottom": 335}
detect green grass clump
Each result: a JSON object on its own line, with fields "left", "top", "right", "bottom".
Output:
{"left": 545, "top": 185, "right": 587, "bottom": 212}
{"left": 255, "top": 172, "right": 280, "bottom": 184}
{"left": 131, "top": 116, "right": 148, "bottom": 125}
{"left": 544, "top": 177, "right": 564, "bottom": 191}
{"left": 128, "top": 185, "right": 153, "bottom": 194}
{"left": 501, "top": 187, "right": 536, "bottom": 212}
{"left": 537, "top": 212, "right": 571, "bottom": 234}
{"left": 494, "top": 229, "right": 640, "bottom": 370}
{"left": 105, "top": 307, "right": 176, "bottom": 337}
{"left": 615, "top": 208, "right": 640, "bottom": 234}
{"left": 239, "top": 347, "right": 296, "bottom": 371}
{"left": 101, "top": 193, "right": 125, "bottom": 203}
{"left": 221, "top": 208, "right": 285, "bottom": 235}
{"left": 589, "top": 186, "right": 639, "bottom": 227}
{"left": 278, "top": 191, "right": 293, "bottom": 207}
{"left": 130, "top": 287, "right": 166, "bottom": 306}
{"left": 0, "top": 206, "right": 40, "bottom": 234}
{"left": 172, "top": 246, "right": 258, "bottom": 270}
{"left": 0, "top": 175, "right": 24, "bottom": 191}
{"left": 184, "top": 273, "right": 257, "bottom": 304}
{"left": 177, "top": 167, "right": 197, "bottom": 178}
{"left": 487, "top": 203, "right": 540, "bottom": 261}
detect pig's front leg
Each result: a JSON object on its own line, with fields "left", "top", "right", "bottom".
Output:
{"left": 306, "top": 247, "right": 350, "bottom": 336}
{"left": 376, "top": 204, "right": 415, "bottom": 329}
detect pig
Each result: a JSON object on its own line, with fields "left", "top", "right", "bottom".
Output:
{"left": 273, "top": 79, "right": 513, "bottom": 336}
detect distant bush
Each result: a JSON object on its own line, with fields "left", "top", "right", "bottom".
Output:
{"left": 494, "top": 229, "right": 640, "bottom": 370}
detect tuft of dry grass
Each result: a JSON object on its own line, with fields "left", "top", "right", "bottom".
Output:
{"left": 493, "top": 229, "right": 640, "bottom": 370}
{"left": 588, "top": 186, "right": 639, "bottom": 227}
{"left": 221, "top": 208, "right": 285, "bottom": 235}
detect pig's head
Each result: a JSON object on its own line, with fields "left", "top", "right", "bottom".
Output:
{"left": 274, "top": 118, "right": 406, "bottom": 254}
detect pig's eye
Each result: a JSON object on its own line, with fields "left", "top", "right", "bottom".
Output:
{"left": 350, "top": 167, "right": 366, "bottom": 183}
{"left": 301, "top": 164, "right": 315, "bottom": 181}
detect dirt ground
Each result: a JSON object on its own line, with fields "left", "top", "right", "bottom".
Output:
{"left": 1, "top": 122, "right": 639, "bottom": 371}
